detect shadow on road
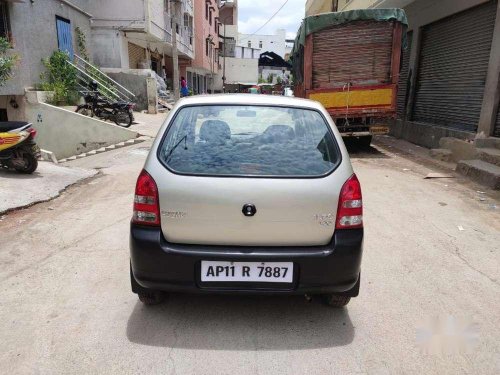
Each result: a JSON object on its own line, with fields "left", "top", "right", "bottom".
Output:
{"left": 344, "top": 140, "right": 390, "bottom": 159}
{"left": 0, "top": 169, "right": 43, "bottom": 179}
{"left": 126, "top": 294, "right": 354, "bottom": 350}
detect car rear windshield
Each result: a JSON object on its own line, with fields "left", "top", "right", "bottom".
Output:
{"left": 158, "top": 105, "right": 340, "bottom": 177}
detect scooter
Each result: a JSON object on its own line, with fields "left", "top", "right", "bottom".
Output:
{"left": 0, "top": 121, "right": 40, "bottom": 174}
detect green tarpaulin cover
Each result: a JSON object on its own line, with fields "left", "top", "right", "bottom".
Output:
{"left": 292, "top": 8, "right": 409, "bottom": 57}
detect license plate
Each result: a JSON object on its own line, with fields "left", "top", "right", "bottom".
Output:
{"left": 201, "top": 261, "right": 293, "bottom": 283}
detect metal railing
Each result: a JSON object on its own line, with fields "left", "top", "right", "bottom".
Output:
{"left": 70, "top": 54, "right": 136, "bottom": 102}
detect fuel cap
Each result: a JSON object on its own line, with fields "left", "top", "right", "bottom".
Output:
{"left": 242, "top": 204, "right": 257, "bottom": 217}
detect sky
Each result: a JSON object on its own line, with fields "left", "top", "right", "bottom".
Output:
{"left": 237, "top": 0, "right": 307, "bottom": 40}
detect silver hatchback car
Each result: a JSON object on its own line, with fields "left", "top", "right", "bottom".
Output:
{"left": 130, "top": 94, "right": 363, "bottom": 307}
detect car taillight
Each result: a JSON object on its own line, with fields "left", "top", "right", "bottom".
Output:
{"left": 336, "top": 174, "right": 363, "bottom": 229}
{"left": 132, "top": 170, "right": 160, "bottom": 226}
{"left": 28, "top": 128, "right": 37, "bottom": 139}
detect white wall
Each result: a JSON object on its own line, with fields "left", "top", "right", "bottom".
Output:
{"left": 238, "top": 29, "right": 287, "bottom": 58}
{"left": 25, "top": 93, "right": 137, "bottom": 159}
{"left": 224, "top": 58, "right": 259, "bottom": 85}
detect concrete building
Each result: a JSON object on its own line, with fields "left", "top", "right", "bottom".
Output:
{"left": 216, "top": 0, "right": 259, "bottom": 91}
{"left": 305, "top": 0, "right": 339, "bottom": 15}
{"left": 238, "top": 29, "right": 287, "bottom": 58}
{"left": 0, "top": 0, "right": 92, "bottom": 121}
{"left": 89, "top": 0, "right": 194, "bottom": 84}
{"left": 188, "top": 0, "right": 220, "bottom": 94}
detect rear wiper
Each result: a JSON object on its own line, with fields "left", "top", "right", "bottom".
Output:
{"left": 165, "top": 135, "right": 188, "bottom": 162}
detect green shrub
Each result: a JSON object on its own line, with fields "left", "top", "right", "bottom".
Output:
{"left": 0, "top": 37, "right": 19, "bottom": 86}
{"left": 39, "top": 51, "right": 78, "bottom": 105}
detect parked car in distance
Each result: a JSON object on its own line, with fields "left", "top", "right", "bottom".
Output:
{"left": 130, "top": 94, "right": 363, "bottom": 307}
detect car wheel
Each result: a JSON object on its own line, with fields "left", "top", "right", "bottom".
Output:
{"left": 138, "top": 292, "right": 166, "bottom": 305}
{"left": 321, "top": 294, "right": 351, "bottom": 308}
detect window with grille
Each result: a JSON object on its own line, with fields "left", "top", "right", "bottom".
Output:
{"left": 0, "top": 3, "right": 11, "bottom": 40}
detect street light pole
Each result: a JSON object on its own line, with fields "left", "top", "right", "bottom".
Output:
{"left": 221, "top": 15, "right": 233, "bottom": 93}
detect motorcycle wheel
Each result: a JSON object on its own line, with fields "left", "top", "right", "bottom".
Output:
{"left": 114, "top": 111, "right": 133, "bottom": 128}
{"left": 13, "top": 149, "right": 38, "bottom": 174}
{"left": 76, "top": 105, "right": 93, "bottom": 117}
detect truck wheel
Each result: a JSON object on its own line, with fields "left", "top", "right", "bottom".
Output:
{"left": 356, "top": 135, "right": 372, "bottom": 149}
{"left": 321, "top": 294, "right": 351, "bottom": 307}
{"left": 138, "top": 292, "right": 166, "bottom": 306}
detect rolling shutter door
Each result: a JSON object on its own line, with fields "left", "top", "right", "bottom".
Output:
{"left": 128, "top": 43, "right": 146, "bottom": 69}
{"left": 412, "top": 0, "right": 497, "bottom": 132}
{"left": 397, "top": 31, "right": 412, "bottom": 119}
{"left": 495, "top": 106, "right": 500, "bottom": 137}
{"left": 312, "top": 20, "right": 394, "bottom": 89}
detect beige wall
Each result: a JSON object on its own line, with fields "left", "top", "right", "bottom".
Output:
{"left": 306, "top": 0, "right": 336, "bottom": 16}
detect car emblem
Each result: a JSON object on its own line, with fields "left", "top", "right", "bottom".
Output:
{"left": 242, "top": 204, "right": 257, "bottom": 217}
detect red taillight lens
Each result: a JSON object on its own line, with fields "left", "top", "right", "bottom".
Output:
{"left": 28, "top": 128, "right": 37, "bottom": 139}
{"left": 336, "top": 174, "right": 363, "bottom": 229}
{"left": 132, "top": 170, "right": 160, "bottom": 226}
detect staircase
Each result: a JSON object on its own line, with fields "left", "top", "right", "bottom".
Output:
{"left": 68, "top": 54, "right": 136, "bottom": 103}
{"left": 431, "top": 137, "right": 500, "bottom": 190}
{"left": 456, "top": 138, "right": 500, "bottom": 190}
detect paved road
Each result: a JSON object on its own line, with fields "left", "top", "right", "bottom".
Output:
{"left": 0, "top": 129, "right": 499, "bottom": 374}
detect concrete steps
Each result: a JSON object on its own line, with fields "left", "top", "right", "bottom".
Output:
{"left": 476, "top": 148, "right": 500, "bottom": 167}
{"left": 58, "top": 136, "right": 150, "bottom": 163}
{"left": 456, "top": 159, "right": 500, "bottom": 190}
{"left": 475, "top": 137, "right": 500, "bottom": 149}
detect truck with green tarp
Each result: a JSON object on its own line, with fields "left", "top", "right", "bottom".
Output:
{"left": 291, "top": 9, "right": 408, "bottom": 147}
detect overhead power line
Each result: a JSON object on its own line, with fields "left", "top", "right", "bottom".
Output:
{"left": 239, "top": 0, "right": 290, "bottom": 42}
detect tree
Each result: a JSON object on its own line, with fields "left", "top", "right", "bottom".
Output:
{"left": 0, "top": 37, "right": 19, "bottom": 86}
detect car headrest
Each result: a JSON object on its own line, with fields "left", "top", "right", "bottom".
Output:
{"left": 199, "top": 120, "right": 231, "bottom": 144}
{"left": 261, "top": 125, "right": 295, "bottom": 143}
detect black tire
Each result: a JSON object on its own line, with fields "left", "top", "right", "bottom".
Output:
{"left": 138, "top": 292, "right": 166, "bottom": 306}
{"left": 356, "top": 135, "right": 372, "bottom": 149}
{"left": 130, "top": 265, "right": 166, "bottom": 305}
{"left": 321, "top": 294, "right": 351, "bottom": 308}
{"left": 75, "top": 105, "right": 93, "bottom": 117}
{"left": 13, "top": 149, "right": 38, "bottom": 174}
{"left": 114, "top": 111, "right": 133, "bottom": 128}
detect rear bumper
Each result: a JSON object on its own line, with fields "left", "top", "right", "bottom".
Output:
{"left": 130, "top": 224, "right": 363, "bottom": 295}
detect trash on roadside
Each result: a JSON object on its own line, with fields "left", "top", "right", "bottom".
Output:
{"left": 403, "top": 168, "right": 410, "bottom": 171}
{"left": 424, "top": 173, "right": 454, "bottom": 179}
{"left": 489, "top": 204, "right": 497, "bottom": 210}
{"left": 458, "top": 225, "right": 465, "bottom": 231}
{"left": 479, "top": 197, "right": 486, "bottom": 202}
{"left": 48, "top": 207, "right": 54, "bottom": 210}
{"left": 476, "top": 191, "right": 486, "bottom": 194}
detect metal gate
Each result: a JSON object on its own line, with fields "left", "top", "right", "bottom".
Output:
{"left": 128, "top": 43, "right": 146, "bottom": 69}
{"left": 412, "top": 0, "right": 497, "bottom": 132}
{"left": 312, "top": 20, "right": 394, "bottom": 89}
{"left": 495, "top": 106, "right": 500, "bottom": 137}
{"left": 56, "top": 17, "right": 74, "bottom": 59}
{"left": 397, "top": 31, "right": 413, "bottom": 119}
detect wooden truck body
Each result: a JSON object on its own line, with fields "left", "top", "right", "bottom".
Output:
{"left": 292, "top": 9, "right": 408, "bottom": 139}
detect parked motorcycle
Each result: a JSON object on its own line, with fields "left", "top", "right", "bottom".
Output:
{"left": 76, "top": 91, "right": 135, "bottom": 128}
{"left": 0, "top": 121, "right": 40, "bottom": 174}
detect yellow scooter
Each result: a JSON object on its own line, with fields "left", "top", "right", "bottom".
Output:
{"left": 0, "top": 122, "right": 40, "bottom": 174}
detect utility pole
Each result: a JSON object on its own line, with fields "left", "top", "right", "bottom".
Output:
{"left": 170, "top": 0, "right": 180, "bottom": 101}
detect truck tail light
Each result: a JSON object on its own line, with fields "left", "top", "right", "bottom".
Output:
{"left": 132, "top": 170, "right": 160, "bottom": 226}
{"left": 336, "top": 174, "right": 363, "bottom": 229}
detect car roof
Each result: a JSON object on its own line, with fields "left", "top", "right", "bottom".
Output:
{"left": 175, "top": 94, "right": 324, "bottom": 110}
